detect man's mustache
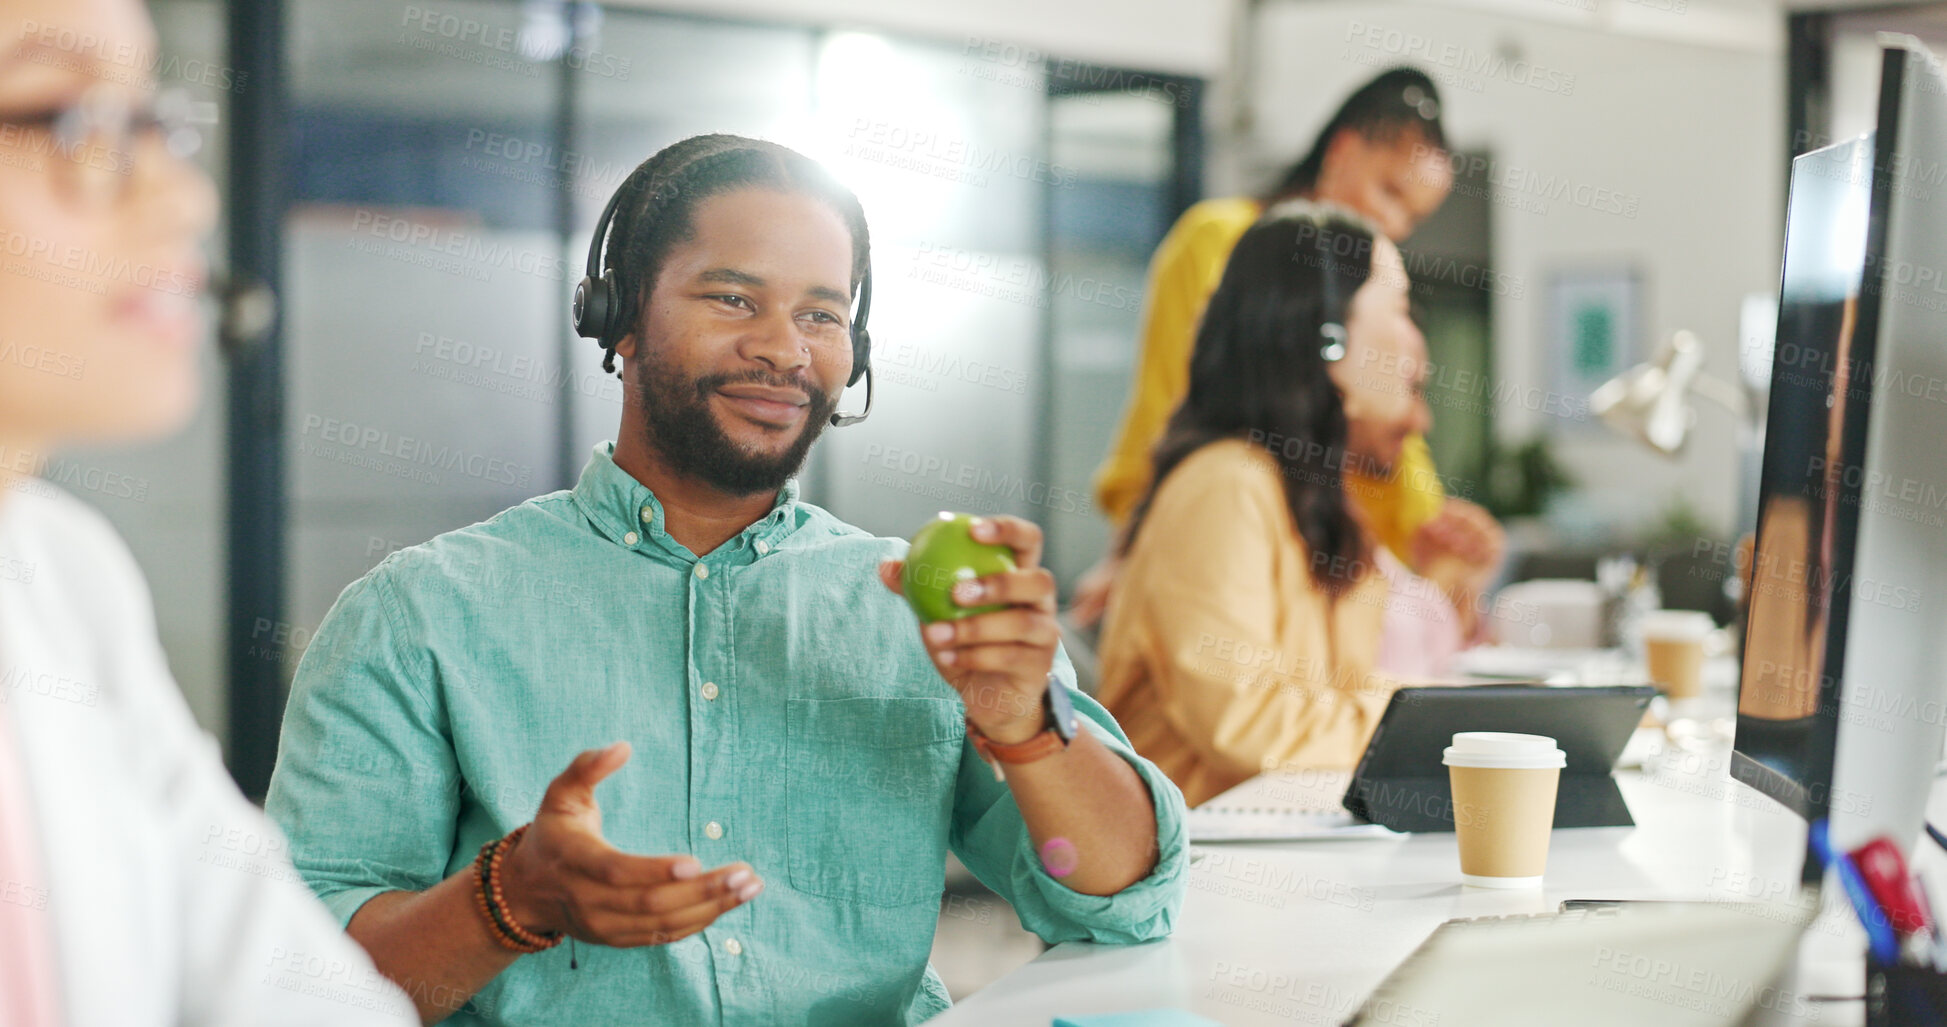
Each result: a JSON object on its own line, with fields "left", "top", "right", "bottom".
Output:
{"left": 693, "top": 369, "right": 833, "bottom": 411}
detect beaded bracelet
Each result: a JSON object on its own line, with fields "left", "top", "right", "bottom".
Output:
{"left": 472, "top": 833, "right": 533, "bottom": 953}
{"left": 472, "top": 824, "right": 563, "bottom": 954}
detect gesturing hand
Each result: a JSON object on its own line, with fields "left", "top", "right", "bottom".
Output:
{"left": 878, "top": 515, "right": 1060, "bottom": 745}
{"left": 1410, "top": 499, "right": 1505, "bottom": 638}
{"left": 1410, "top": 498, "right": 1505, "bottom": 579}
{"left": 1066, "top": 552, "right": 1122, "bottom": 630}
{"left": 497, "top": 742, "right": 762, "bottom": 947}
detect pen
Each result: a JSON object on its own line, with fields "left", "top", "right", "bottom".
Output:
{"left": 1810, "top": 820, "right": 1902, "bottom": 964}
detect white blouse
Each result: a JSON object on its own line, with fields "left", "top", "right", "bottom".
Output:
{"left": 0, "top": 482, "right": 415, "bottom": 1027}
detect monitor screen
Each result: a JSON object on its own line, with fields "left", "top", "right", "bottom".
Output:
{"left": 1731, "top": 137, "right": 1875, "bottom": 821}
{"left": 1733, "top": 37, "right": 1947, "bottom": 878}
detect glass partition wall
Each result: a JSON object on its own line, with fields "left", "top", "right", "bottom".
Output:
{"left": 1042, "top": 80, "right": 1199, "bottom": 606}
{"left": 284, "top": 0, "right": 567, "bottom": 680}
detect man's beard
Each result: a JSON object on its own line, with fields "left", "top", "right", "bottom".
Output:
{"left": 634, "top": 347, "right": 839, "bottom": 496}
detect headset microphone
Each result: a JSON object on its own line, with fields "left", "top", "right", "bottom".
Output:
{"left": 572, "top": 175, "right": 876, "bottom": 427}
{"left": 828, "top": 273, "right": 873, "bottom": 427}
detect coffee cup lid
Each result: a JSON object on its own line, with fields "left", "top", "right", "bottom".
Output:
{"left": 1442, "top": 731, "right": 1566, "bottom": 769}
{"left": 1640, "top": 609, "right": 1715, "bottom": 639}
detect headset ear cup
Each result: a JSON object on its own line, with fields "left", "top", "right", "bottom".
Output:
{"left": 572, "top": 275, "right": 595, "bottom": 338}
{"left": 848, "top": 325, "right": 871, "bottom": 387}
{"left": 571, "top": 276, "right": 589, "bottom": 335}
{"left": 573, "top": 273, "right": 615, "bottom": 345}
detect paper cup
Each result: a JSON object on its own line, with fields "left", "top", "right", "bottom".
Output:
{"left": 1642, "top": 610, "right": 1714, "bottom": 699}
{"left": 1443, "top": 732, "right": 1565, "bottom": 889}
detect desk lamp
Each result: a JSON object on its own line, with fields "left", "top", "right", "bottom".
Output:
{"left": 1588, "top": 330, "right": 1749, "bottom": 455}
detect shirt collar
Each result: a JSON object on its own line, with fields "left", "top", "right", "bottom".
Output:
{"left": 570, "top": 442, "right": 800, "bottom": 561}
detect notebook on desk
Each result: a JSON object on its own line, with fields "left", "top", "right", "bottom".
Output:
{"left": 1187, "top": 768, "right": 1402, "bottom": 842}
{"left": 1184, "top": 804, "right": 1401, "bottom": 842}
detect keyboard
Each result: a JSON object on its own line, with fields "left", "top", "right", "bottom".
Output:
{"left": 1344, "top": 900, "right": 1811, "bottom": 1026}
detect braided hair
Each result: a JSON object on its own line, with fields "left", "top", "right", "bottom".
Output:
{"left": 597, "top": 134, "right": 872, "bottom": 374}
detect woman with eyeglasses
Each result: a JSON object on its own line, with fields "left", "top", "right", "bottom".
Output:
{"left": 1094, "top": 203, "right": 1484, "bottom": 808}
{"left": 0, "top": 2, "right": 413, "bottom": 1023}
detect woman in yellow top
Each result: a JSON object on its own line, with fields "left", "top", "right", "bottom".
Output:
{"left": 1095, "top": 204, "right": 1496, "bottom": 806}
{"left": 1074, "top": 67, "right": 1498, "bottom": 624}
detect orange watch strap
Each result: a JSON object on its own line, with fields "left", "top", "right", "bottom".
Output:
{"left": 976, "top": 728, "right": 1065, "bottom": 763}
{"left": 968, "top": 719, "right": 1066, "bottom": 781}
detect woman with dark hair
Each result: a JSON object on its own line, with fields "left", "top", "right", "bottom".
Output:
{"left": 1074, "top": 66, "right": 1503, "bottom": 628}
{"left": 1094, "top": 203, "right": 1485, "bottom": 807}
{"left": 1259, "top": 67, "right": 1451, "bottom": 230}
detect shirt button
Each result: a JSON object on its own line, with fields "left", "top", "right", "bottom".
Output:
{"left": 702, "top": 681, "right": 720, "bottom": 701}
{"left": 694, "top": 564, "right": 709, "bottom": 580}
{"left": 724, "top": 937, "right": 743, "bottom": 956}
{"left": 704, "top": 821, "right": 723, "bottom": 840}
{"left": 640, "top": 506, "right": 653, "bottom": 522}
{"left": 623, "top": 531, "right": 638, "bottom": 545}
{"left": 754, "top": 540, "right": 770, "bottom": 555}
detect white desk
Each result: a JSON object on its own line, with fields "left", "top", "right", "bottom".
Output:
{"left": 931, "top": 735, "right": 1909, "bottom": 1026}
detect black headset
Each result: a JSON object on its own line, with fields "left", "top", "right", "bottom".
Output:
{"left": 571, "top": 173, "right": 876, "bottom": 427}
{"left": 1316, "top": 238, "right": 1349, "bottom": 364}
{"left": 1267, "top": 198, "right": 1354, "bottom": 364}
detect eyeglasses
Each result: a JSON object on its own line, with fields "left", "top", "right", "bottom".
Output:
{"left": 0, "top": 85, "right": 214, "bottom": 206}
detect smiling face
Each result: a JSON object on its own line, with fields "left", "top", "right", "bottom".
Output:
{"left": 1312, "top": 127, "right": 1453, "bottom": 242}
{"left": 1328, "top": 237, "right": 1431, "bottom": 474}
{"left": 615, "top": 186, "right": 855, "bottom": 496}
{"left": 0, "top": 0, "right": 216, "bottom": 454}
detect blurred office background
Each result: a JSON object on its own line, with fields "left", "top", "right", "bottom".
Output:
{"left": 45, "top": 0, "right": 1947, "bottom": 996}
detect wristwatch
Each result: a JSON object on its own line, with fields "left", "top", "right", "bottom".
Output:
{"left": 968, "top": 674, "right": 1078, "bottom": 781}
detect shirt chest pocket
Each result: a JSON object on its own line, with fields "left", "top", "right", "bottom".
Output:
{"left": 784, "top": 696, "right": 965, "bottom": 908}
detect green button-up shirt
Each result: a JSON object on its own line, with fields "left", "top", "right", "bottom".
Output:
{"left": 265, "top": 442, "right": 1188, "bottom": 1026}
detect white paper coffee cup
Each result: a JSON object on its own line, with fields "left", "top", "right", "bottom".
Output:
{"left": 1443, "top": 732, "right": 1566, "bottom": 888}
{"left": 1642, "top": 610, "right": 1714, "bottom": 699}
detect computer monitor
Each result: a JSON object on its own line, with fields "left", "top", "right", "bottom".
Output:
{"left": 1733, "top": 35, "right": 1947, "bottom": 871}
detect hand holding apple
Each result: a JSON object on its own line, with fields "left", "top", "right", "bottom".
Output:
{"left": 879, "top": 513, "right": 1059, "bottom": 744}
{"left": 900, "top": 512, "right": 1015, "bottom": 622}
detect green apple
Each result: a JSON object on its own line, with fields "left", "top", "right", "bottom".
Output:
{"left": 901, "top": 511, "right": 1016, "bottom": 623}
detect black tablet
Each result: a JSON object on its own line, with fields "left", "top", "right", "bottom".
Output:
{"left": 1341, "top": 683, "right": 1657, "bottom": 833}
